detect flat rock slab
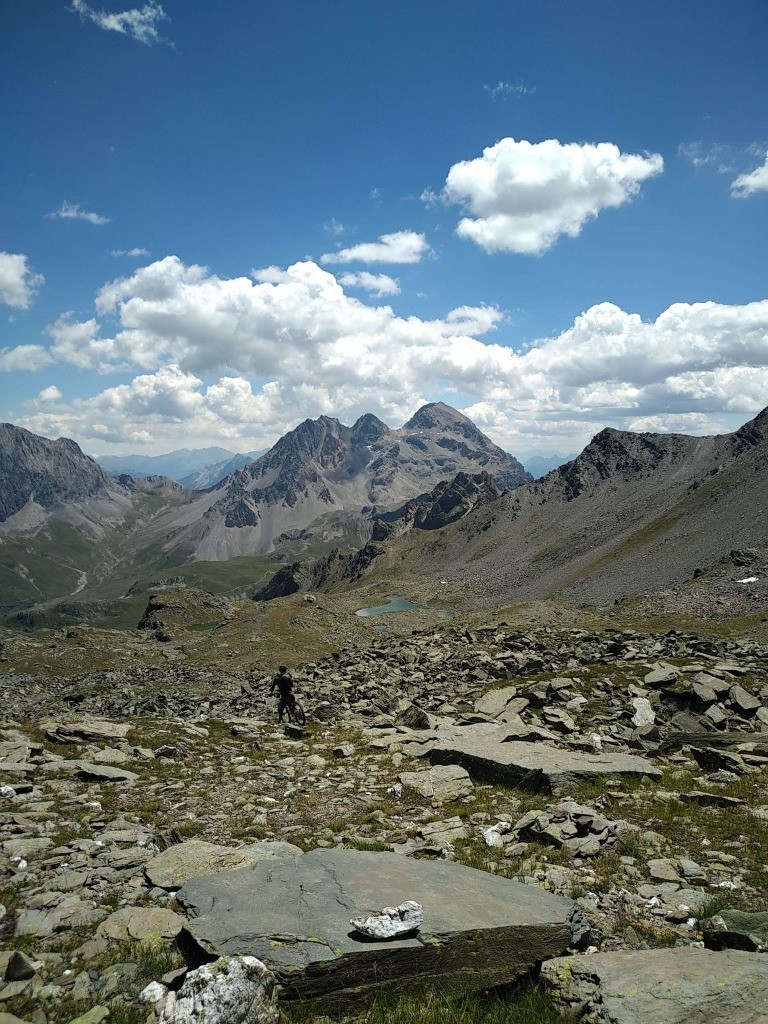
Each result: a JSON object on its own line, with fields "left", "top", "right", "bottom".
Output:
{"left": 397, "top": 765, "right": 473, "bottom": 802}
{"left": 45, "top": 721, "right": 131, "bottom": 744}
{"left": 145, "top": 839, "right": 302, "bottom": 891}
{"left": 428, "top": 735, "right": 659, "bottom": 793}
{"left": 541, "top": 947, "right": 768, "bottom": 1024}
{"left": 176, "top": 848, "right": 582, "bottom": 1014}
{"left": 97, "top": 906, "right": 184, "bottom": 943}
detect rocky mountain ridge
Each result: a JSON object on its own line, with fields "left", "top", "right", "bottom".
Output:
{"left": 389, "top": 405, "right": 768, "bottom": 607}
{"left": 0, "top": 422, "right": 115, "bottom": 524}
{"left": 152, "top": 403, "right": 530, "bottom": 561}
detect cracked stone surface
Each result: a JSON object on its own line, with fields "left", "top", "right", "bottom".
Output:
{"left": 176, "top": 848, "right": 583, "bottom": 1012}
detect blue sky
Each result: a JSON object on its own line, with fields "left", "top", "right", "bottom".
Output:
{"left": 1, "top": 0, "right": 767, "bottom": 457}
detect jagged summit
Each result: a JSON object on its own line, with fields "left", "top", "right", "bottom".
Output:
{"left": 396, "top": 406, "right": 768, "bottom": 608}
{"left": 155, "top": 405, "right": 531, "bottom": 560}
{"left": 350, "top": 413, "right": 390, "bottom": 446}
{"left": 0, "top": 422, "right": 112, "bottom": 522}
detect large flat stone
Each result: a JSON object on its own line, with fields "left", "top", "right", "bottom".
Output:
{"left": 541, "top": 947, "right": 768, "bottom": 1023}
{"left": 145, "top": 839, "right": 301, "bottom": 891}
{"left": 428, "top": 735, "right": 659, "bottom": 793}
{"left": 176, "top": 848, "right": 583, "bottom": 1014}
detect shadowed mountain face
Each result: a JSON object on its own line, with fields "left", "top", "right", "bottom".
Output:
{"left": 155, "top": 403, "right": 531, "bottom": 560}
{"left": 0, "top": 423, "right": 114, "bottom": 523}
{"left": 385, "top": 406, "right": 768, "bottom": 608}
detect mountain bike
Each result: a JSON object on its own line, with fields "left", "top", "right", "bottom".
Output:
{"left": 284, "top": 693, "right": 306, "bottom": 726}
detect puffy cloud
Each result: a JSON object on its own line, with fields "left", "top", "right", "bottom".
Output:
{"left": 0, "top": 252, "right": 44, "bottom": 309}
{"left": 9, "top": 256, "right": 768, "bottom": 454}
{"left": 0, "top": 345, "right": 53, "bottom": 372}
{"left": 111, "top": 247, "right": 150, "bottom": 257}
{"left": 731, "top": 151, "right": 768, "bottom": 197}
{"left": 47, "top": 201, "right": 110, "bottom": 226}
{"left": 337, "top": 271, "right": 400, "bottom": 297}
{"left": 438, "top": 138, "right": 663, "bottom": 255}
{"left": 37, "top": 385, "right": 62, "bottom": 402}
{"left": 70, "top": 0, "right": 168, "bottom": 45}
{"left": 321, "top": 230, "right": 429, "bottom": 264}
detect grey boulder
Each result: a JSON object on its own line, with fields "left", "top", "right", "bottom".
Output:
{"left": 541, "top": 947, "right": 768, "bottom": 1023}
{"left": 704, "top": 910, "right": 768, "bottom": 952}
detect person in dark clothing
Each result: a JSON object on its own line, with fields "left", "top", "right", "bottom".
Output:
{"left": 271, "top": 665, "right": 294, "bottom": 722}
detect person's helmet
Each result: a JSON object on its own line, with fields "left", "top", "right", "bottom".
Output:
{"left": 279, "top": 665, "right": 287, "bottom": 673}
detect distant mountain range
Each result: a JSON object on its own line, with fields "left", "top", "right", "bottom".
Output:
{"left": 0, "top": 403, "right": 529, "bottom": 618}
{"left": 95, "top": 447, "right": 268, "bottom": 488}
{"left": 3, "top": 404, "right": 765, "bottom": 626}
{"left": 523, "top": 453, "right": 577, "bottom": 479}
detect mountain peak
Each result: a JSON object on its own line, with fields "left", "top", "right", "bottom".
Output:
{"left": 350, "top": 413, "right": 390, "bottom": 446}
{"left": 403, "top": 402, "right": 472, "bottom": 431}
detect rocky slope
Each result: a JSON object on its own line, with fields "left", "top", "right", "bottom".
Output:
{"left": 154, "top": 403, "right": 530, "bottom": 561}
{"left": 1, "top": 621, "right": 767, "bottom": 1023}
{"left": 381, "top": 406, "right": 768, "bottom": 608}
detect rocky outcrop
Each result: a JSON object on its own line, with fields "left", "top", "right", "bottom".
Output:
{"left": 372, "top": 471, "right": 501, "bottom": 540}
{"left": 253, "top": 543, "right": 384, "bottom": 601}
{"left": 428, "top": 731, "right": 660, "bottom": 793}
{"left": 541, "top": 947, "right": 768, "bottom": 1023}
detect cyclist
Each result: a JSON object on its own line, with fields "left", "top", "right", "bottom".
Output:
{"left": 271, "top": 665, "right": 294, "bottom": 723}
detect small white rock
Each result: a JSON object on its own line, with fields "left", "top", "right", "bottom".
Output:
{"left": 140, "top": 981, "right": 168, "bottom": 1005}
{"left": 350, "top": 900, "right": 424, "bottom": 939}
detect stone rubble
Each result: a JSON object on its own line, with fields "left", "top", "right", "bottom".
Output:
{"left": 0, "top": 623, "right": 766, "bottom": 1021}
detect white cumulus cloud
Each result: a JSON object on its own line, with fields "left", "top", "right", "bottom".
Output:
{"left": 37, "top": 385, "right": 62, "bottom": 402}
{"left": 0, "top": 345, "right": 53, "bottom": 372}
{"left": 0, "top": 252, "right": 44, "bottom": 309}
{"left": 47, "top": 201, "right": 111, "bottom": 226}
{"left": 111, "top": 247, "right": 150, "bottom": 257}
{"left": 337, "top": 272, "right": 400, "bottom": 297}
{"left": 321, "top": 230, "right": 429, "bottom": 264}
{"left": 731, "top": 150, "right": 768, "bottom": 197}
{"left": 70, "top": 0, "right": 168, "bottom": 45}
{"left": 437, "top": 137, "right": 663, "bottom": 255}
{"left": 7, "top": 257, "right": 768, "bottom": 455}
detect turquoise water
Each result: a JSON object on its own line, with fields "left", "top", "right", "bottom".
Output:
{"left": 355, "top": 595, "right": 425, "bottom": 617}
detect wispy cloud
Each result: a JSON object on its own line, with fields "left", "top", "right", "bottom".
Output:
{"left": 70, "top": 0, "right": 169, "bottom": 46}
{"left": 322, "top": 218, "right": 346, "bottom": 237}
{"left": 677, "top": 141, "right": 736, "bottom": 173}
{"left": 111, "top": 247, "right": 150, "bottom": 257}
{"left": 47, "top": 201, "right": 111, "bottom": 226}
{"left": 484, "top": 81, "right": 536, "bottom": 101}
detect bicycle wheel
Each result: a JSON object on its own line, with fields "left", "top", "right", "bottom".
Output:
{"left": 292, "top": 701, "right": 306, "bottom": 726}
